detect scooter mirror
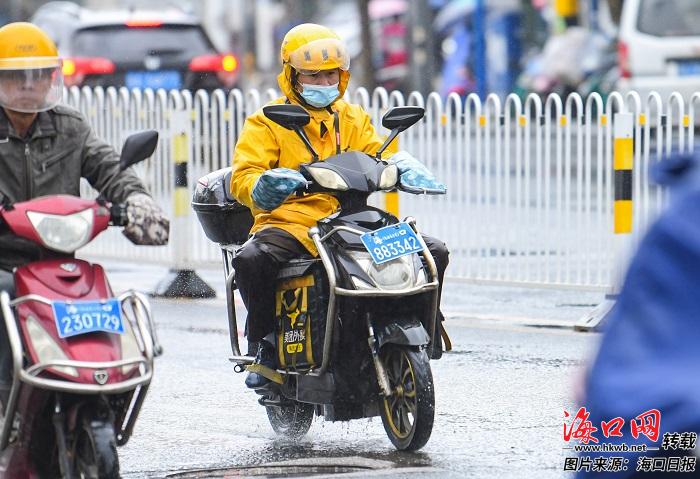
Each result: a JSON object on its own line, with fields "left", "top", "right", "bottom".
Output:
{"left": 263, "top": 104, "right": 311, "bottom": 130}
{"left": 381, "top": 106, "right": 425, "bottom": 132}
{"left": 375, "top": 107, "right": 425, "bottom": 159}
{"left": 120, "top": 130, "right": 159, "bottom": 171}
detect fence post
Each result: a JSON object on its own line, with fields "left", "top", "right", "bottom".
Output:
{"left": 576, "top": 112, "right": 634, "bottom": 331}
{"left": 154, "top": 108, "right": 216, "bottom": 298}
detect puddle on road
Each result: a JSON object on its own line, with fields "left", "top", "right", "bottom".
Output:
{"left": 165, "top": 455, "right": 433, "bottom": 478}
{"left": 167, "top": 464, "right": 366, "bottom": 478}
{"left": 264, "top": 444, "right": 431, "bottom": 468}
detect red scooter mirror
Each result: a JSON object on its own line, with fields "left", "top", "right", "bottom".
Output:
{"left": 119, "top": 130, "right": 158, "bottom": 171}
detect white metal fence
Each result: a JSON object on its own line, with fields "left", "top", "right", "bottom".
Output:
{"left": 67, "top": 86, "right": 700, "bottom": 291}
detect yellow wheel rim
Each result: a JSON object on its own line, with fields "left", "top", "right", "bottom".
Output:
{"left": 382, "top": 349, "right": 417, "bottom": 439}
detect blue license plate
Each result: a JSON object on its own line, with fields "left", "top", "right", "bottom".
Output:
{"left": 125, "top": 70, "right": 182, "bottom": 90}
{"left": 678, "top": 61, "right": 700, "bottom": 76}
{"left": 52, "top": 299, "right": 124, "bottom": 339}
{"left": 360, "top": 222, "right": 424, "bottom": 264}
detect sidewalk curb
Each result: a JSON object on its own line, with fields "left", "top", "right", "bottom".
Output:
{"left": 443, "top": 312, "right": 589, "bottom": 332}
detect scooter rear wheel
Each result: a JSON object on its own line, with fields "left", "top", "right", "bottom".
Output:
{"left": 73, "top": 418, "right": 119, "bottom": 479}
{"left": 266, "top": 401, "right": 314, "bottom": 440}
{"left": 379, "top": 346, "right": 435, "bottom": 451}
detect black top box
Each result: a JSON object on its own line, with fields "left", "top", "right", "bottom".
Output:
{"left": 192, "top": 167, "right": 254, "bottom": 245}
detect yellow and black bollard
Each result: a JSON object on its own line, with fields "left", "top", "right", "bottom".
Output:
{"left": 154, "top": 111, "right": 216, "bottom": 298}
{"left": 576, "top": 112, "right": 634, "bottom": 331}
{"left": 613, "top": 117, "right": 634, "bottom": 235}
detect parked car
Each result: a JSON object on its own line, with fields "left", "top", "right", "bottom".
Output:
{"left": 617, "top": 0, "right": 700, "bottom": 101}
{"left": 31, "top": 2, "right": 239, "bottom": 91}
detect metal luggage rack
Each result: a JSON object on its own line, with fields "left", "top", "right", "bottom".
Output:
{"left": 0, "top": 290, "right": 161, "bottom": 449}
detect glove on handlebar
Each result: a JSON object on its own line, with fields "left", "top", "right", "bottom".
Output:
{"left": 389, "top": 151, "right": 447, "bottom": 195}
{"left": 122, "top": 193, "right": 170, "bottom": 246}
{"left": 252, "top": 168, "right": 308, "bottom": 211}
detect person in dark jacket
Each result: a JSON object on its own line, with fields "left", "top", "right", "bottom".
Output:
{"left": 0, "top": 22, "right": 169, "bottom": 406}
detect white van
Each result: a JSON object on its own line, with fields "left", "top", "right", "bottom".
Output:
{"left": 617, "top": 0, "right": 700, "bottom": 101}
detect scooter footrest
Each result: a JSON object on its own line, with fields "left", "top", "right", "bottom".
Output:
{"left": 258, "top": 396, "right": 283, "bottom": 407}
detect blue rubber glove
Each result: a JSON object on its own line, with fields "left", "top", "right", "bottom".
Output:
{"left": 389, "top": 151, "right": 446, "bottom": 195}
{"left": 252, "top": 168, "right": 308, "bottom": 211}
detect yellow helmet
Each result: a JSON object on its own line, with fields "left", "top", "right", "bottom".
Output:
{"left": 277, "top": 23, "right": 350, "bottom": 104}
{"left": 0, "top": 22, "right": 63, "bottom": 113}
{"left": 281, "top": 23, "right": 350, "bottom": 74}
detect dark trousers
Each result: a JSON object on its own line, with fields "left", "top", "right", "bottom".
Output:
{"left": 0, "top": 269, "right": 15, "bottom": 385}
{"left": 232, "top": 227, "right": 449, "bottom": 346}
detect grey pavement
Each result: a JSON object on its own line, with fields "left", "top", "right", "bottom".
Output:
{"left": 111, "top": 288, "right": 597, "bottom": 478}
{"left": 92, "top": 259, "right": 604, "bottom": 478}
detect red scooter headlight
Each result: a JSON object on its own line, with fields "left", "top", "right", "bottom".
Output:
{"left": 26, "top": 315, "right": 79, "bottom": 378}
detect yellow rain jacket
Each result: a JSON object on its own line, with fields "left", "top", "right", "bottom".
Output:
{"left": 230, "top": 70, "right": 397, "bottom": 255}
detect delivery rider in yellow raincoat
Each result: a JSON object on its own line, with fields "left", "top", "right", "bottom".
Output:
{"left": 230, "top": 23, "right": 449, "bottom": 388}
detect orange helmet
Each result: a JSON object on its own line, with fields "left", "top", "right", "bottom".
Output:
{"left": 0, "top": 22, "right": 63, "bottom": 113}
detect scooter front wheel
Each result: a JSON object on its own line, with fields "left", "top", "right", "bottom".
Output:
{"left": 72, "top": 418, "right": 119, "bottom": 479}
{"left": 266, "top": 400, "right": 314, "bottom": 440}
{"left": 379, "top": 346, "right": 435, "bottom": 451}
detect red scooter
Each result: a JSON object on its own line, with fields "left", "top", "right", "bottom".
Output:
{"left": 0, "top": 131, "right": 163, "bottom": 478}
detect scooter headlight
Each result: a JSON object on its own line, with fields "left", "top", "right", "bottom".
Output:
{"left": 307, "top": 166, "right": 349, "bottom": 191}
{"left": 368, "top": 256, "right": 414, "bottom": 290}
{"left": 379, "top": 164, "right": 398, "bottom": 190}
{"left": 347, "top": 251, "right": 416, "bottom": 290}
{"left": 26, "top": 315, "right": 79, "bottom": 377}
{"left": 26, "top": 208, "right": 94, "bottom": 253}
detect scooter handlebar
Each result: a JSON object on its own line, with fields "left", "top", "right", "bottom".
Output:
{"left": 110, "top": 203, "right": 129, "bottom": 227}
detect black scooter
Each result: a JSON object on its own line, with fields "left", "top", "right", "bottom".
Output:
{"left": 193, "top": 105, "right": 443, "bottom": 451}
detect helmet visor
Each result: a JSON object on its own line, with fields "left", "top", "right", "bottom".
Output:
{"left": 0, "top": 58, "right": 63, "bottom": 113}
{"left": 286, "top": 37, "right": 350, "bottom": 75}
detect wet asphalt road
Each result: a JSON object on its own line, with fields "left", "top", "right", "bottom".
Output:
{"left": 116, "top": 293, "right": 598, "bottom": 479}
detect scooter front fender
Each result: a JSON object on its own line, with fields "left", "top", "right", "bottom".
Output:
{"left": 374, "top": 320, "right": 430, "bottom": 349}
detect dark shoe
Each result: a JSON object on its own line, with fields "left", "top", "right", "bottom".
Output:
{"left": 245, "top": 340, "right": 276, "bottom": 389}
